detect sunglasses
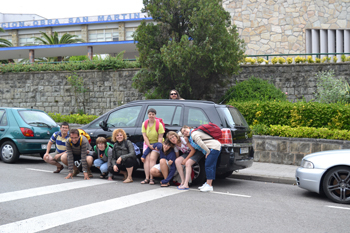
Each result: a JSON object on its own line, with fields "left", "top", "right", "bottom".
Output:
{"left": 170, "top": 93, "right": 177, "bottom": 95}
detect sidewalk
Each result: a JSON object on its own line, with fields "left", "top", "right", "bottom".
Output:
{"left": 229, "top": 162, "right": 297, "bottom": 185}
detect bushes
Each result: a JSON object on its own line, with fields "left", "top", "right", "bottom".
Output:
{"left": 0, "top": 55, "right": 140, "bottom": 73}
{"left": 251, "top": 124, "right": 350, "bottom": 140}
{"left": 48, "top": 113, "right": 98, "bottom": 124}
{"left": 229, "top": 100, "right": 350, "bottom": 130}
{"left": 221, "top": 77, "right": 287, "bottom": 103}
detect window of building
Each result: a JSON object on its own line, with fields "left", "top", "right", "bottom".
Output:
{"left": 18, "top": 34, "right": 42, "bottom": 46}
{"left": 0, "top": 35, "right": 12, "bottom": 44}
{"left": 88, "top": 29, "right": 119, "bottom": 42}
{"left": 125, "top": 28, "right": 137, "bottom": 40}
{"left": 57, "top": 31, "right": 82, "bottom": 40}
{"left": 306, "top": 29, "right": 350, "bottom": 61}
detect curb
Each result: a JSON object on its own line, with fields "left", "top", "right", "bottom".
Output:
{"left": 229, "top": 174, "right": 296, "bottom": 185}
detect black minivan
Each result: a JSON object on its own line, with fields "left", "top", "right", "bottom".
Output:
{"left": 80, "top": 99, "right": 253, "bottom": 185}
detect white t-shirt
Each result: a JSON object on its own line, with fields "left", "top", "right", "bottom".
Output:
{"left": 174, "top": 137, "right": 190, "bottom": 154}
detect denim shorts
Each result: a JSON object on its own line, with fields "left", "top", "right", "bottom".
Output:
{"left": 181, "top": 150, "right": 205, "bottom": 163}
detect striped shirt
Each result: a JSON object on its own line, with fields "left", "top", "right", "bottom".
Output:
{"left": 50, "top": 131, "right": 69, "bottom": 153}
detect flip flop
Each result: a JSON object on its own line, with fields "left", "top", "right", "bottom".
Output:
{"left": 177, "top": 186, "right": 189, "bottom": 190}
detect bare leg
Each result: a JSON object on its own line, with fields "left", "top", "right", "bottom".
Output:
{"left": 207, "top": 179, "right": 213, "bottom": 186}
{"left": 183, "top": 159, "right": 195, "bottom": 188}
{"left": 43, "top": 153, "right": 63, "bottom": 168}
{"left": 143, "top": 155, "right": 150, "bottom": 180}
{"left": 150, "top": 167, "right": 163, "bottom": 178}
{"left": 60, "top": 153, "right": 68, "bottom": 166}
{"left": 159, "top": 159, "right": 169, "bottom": 183}
{"left": 149, "top": 151, "right": 159, "bottom": 180}
{"left": 175, "top": 156, "right": 185, "bottom": 185}
{"left": 126, "top": 167, "right": 133, "bottom": 180}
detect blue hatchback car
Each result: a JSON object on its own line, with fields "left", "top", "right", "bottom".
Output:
{"left": 0, "top": 107, "right": 60, "bottom": 163}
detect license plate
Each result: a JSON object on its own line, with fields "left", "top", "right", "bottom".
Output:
{"left": 42, "top": 144, "right": 55, "bottom": 149}
{"left": 240, "top": 147, "right": 249, "bottom": 154}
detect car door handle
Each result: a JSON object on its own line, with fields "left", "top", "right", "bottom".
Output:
{"left": 0, "top": 128, "right": 4, "bottom": 131}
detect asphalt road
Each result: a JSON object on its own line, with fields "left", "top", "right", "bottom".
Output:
{"left": 1, "top": 155, "right": 349, "bottom": 233}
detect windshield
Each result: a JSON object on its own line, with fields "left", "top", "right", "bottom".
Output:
{"left": 218, "top": 107, "right": 249, "bottom": 128}
{"left": 18, "top": 110, "right": 57, "bottom": 127}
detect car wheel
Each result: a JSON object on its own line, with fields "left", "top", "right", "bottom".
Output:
{"left": 191, "top": 159, "right": 206, "bottom": 186}
{"left": 39, "top": 152, "right": 45, "bottom": 159}
{"left": 322, "top": 166, "right": 350, "bottom": 204}
{"left": 0, "top": 141, "right": 20, "bottom": 163}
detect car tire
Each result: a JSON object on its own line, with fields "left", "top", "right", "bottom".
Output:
{"left": 0, "top": 141, "right": 20, "bottom": 163}
{"left": 39, "top": 152, "right": 45, "bottom": 159}
{"left": 322, "top": 166, "right": 350, "bottom": 204}
{"left": 191, "top": 159, "right": 206, "bottom": 186}
{"left": 216, "top": 171, "right": 234, "bottom": 179}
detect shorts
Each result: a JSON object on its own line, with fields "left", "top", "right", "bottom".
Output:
{"left": 153, "top": 160, "right": 171, "bottom": 171}
{"left": 181, "top": 150, "right": 205, "bottom": 163}
{"left": 73, "top": 151, "right": 93, "bottom": 162}
{"left": 49, "top": 151, "right": 63, "bottom": 162}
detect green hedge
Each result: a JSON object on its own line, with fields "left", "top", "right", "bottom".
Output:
{"left": 48, "top": 113, "right": 98, "bottom": 124}
{"left": 251, "top": 124, "right": 350, "bottom": 140}
{"left": 0, "top": 59, "right": 140, "bottom": 73}
{"left": 229, "top": 100, "right": 350, "bottom": 130}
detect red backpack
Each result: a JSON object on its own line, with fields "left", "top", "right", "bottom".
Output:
{"left": 192, "top": 122, "right": 222, "bottom": 140}
{"left": 144, "top": 117, "right": 165, "bottom": 133}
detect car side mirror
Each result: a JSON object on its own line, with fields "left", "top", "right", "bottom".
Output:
{"left": 99, "top": 120, "right": 108, "bottom": 131}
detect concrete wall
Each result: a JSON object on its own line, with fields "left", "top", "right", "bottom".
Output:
{"left": 1, "top": 63, "right": 350, "bottom": 114}
{"left": 253, "top": 135, "right": 350, "bottom": 166}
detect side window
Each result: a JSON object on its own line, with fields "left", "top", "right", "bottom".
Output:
{"left": 187, "top": 108, "right": 209, "bottom": 126}
{"left": 144, "top": 106, "right": 181, "bottom": 126}
{"left": 107, "top": 106, "right": 142, "bottom": 127}
{"left": 87, "top": 116, "right": 106, "bottom": 129}
{"left": 0, "top": 110, "right": 6, "bottom": 126}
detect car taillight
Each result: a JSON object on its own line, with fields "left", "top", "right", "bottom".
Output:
{"left": 219, "top": 128, "right": 232, "bottom": 146}
{"left": 20, "top": 127, "right": 34, "bottom": 137}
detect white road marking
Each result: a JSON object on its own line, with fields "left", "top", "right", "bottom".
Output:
{"left": 189, "top": 188, "right": 251, "bottom": 197}
{"left": 26, "top": 168, "right": 53, "bottom": 173}
{"left": 0, "top": 180, "right": 112, "bottom": 203}
{"left": 326, "top": 205, "right": 350, "bottom": 210}
{"left": 0, "top": 188, "right": 182, "bottom": 233}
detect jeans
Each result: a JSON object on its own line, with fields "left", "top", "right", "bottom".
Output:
{"left": 205, "top": 148, "right": 221, "bottom": 180}
{"left": 93, "top": 159, "right": 108, "bottom": 173}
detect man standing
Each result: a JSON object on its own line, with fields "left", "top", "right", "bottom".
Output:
{"left": 62, "top": 129, "right": 93, "bottom": 180}
{"left": 43, "top": 122, "right": 69, "bottom": 173}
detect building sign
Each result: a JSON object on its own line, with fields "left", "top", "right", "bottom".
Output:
{"left": 1, "top": 12, "right": 149, "bottom": 29}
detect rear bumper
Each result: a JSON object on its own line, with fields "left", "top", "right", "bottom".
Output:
{"left": 216, "top": 146, "right": 254, "bottom": 174}
{"left": 15, "top": 139, "right": 54, "bottom": 154}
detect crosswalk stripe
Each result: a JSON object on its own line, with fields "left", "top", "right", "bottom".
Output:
{"left": 26, "top": 168, "right": 53, "bottom": 173}
{"left": 0, "top": 180, "right": 112, "bottom": 203}
{"left": 0, "top": 188, "right": 184, "bottom": 233}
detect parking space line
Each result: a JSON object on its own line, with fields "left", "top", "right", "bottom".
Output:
{"left": 189, "top": 188, "right": 251, "bottom": 197}
{"left": 0, "top": 180, "right": 112, "bottom": 203}
{"left": 0, "top": 188, "right": 183, "bottom": 233}
{"left": 326, "top": 205, "right": 350, "bottom": 211}
{"left": 26, "top": 168, "right": 54, "bottom": 173}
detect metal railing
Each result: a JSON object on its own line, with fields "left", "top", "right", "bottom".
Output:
{"left": 246, "top": 52, "right": 350, "bottom": 61}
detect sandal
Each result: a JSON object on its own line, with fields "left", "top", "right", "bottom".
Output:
{"left": 149, "top": 179, "right": 155, "bottom": 185}
{"left": 123, "top": 178, "right": 133, "bottom": 183}
{"left": 100, "top": 173, "right": 107, "bottom": 179}
{"left": 141, "top": 179, "right": 150, "bottom": 184}
{"left": 161, "top": 182, "right": 170, "bottom": 187}
{"left": 53, "top": 165, "right": 64, "bottom": 173}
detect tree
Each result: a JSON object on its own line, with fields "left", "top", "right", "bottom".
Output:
{"left": 0, "top": 27, "right": 13, "bottom": 48}
{"left": 32, "top": 31, "right": 85, "bottom": 61}
{"left": 132, "top": 0, "right": 246, "bottom": 99}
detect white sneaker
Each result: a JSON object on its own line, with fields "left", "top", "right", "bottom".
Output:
{"left": 198, "top": 182, "right": 207, "bottom": 190}
{"left": 200, "top": 184, "right": 213, "bottom": 192}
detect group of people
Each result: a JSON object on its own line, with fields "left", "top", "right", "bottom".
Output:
{"left": 43, "top": 90, "right": 222, "bottom": 192}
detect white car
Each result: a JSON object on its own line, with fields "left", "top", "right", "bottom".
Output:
{"left": 295, "top": 150, "right": 350, "bottom": 204}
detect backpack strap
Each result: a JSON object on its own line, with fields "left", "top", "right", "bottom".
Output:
{"left": 144, "top": 119, "right": 149, "bottom": 130}
{"left": 155, "top": 118, "right": 160, "bottom": 133}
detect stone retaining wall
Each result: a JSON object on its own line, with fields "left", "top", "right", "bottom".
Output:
{"left": 253, "top": 135, "right": 350, "bottom": 166}
{"left": 1, "top": 63, "right": 350, "bottom": 114}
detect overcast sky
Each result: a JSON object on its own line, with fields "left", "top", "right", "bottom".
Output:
{"left": 1, "top": 0, "right": 144, "bottom": 19}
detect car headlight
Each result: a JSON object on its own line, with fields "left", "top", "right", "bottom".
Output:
{"left": 301, "top": 159, "right": 314, "bottom": 169}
